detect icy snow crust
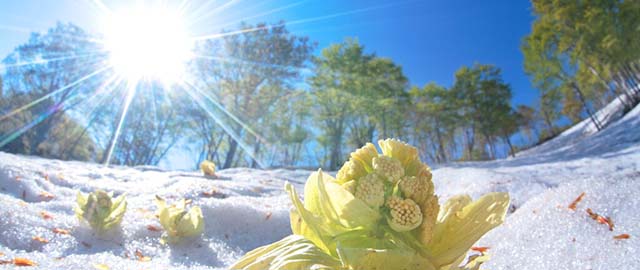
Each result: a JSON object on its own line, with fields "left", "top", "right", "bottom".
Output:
{"left": 0, "top": 104, "right": 639, "bottom": 269}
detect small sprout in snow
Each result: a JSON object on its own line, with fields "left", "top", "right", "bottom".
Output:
{"left": 155, "top": 195, "right": 204, "bottom": 244}
{"left": 75, "top": 190, "right": 127, "bottom": 233}
{"left": 568, "top": 192, "right": 585, "bottom": 211}
{"left": 200, "top": 160, "right": 216, "bottom": 177}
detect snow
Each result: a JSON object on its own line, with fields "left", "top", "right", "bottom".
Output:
{"left": 0, "top": 101, "right": 639, "bottom": 269}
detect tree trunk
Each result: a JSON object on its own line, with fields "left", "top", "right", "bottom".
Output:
{"left": 250, "top": 141, "right": 261, "bottom": 168}
{"left": 541, "top": 109, "right": 556, "bottom": 137}
{"left": 587, "top": 65, "right": 631, "bottom": 110}
{"left": 570, "top": 82, "right": 602, "bottom": 131}
{"left": 330, "top": 135, "right": 342, "bottom": 170}
{"left": 434, "top": 123, "right": 447, "bottom": 163}
{"left": 503, "top": 134, "right": 515, "bottom": 158}
{"left": 223, "top": 135, "right": 238, "bottom": 169}
{"left": 464, "top": 126, "right": 475, "bottom": 160}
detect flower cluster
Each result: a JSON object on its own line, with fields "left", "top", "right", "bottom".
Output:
{"left": 155, "top": 196, "right": 205, "bottom": 244}
{"left": 75, "top": 190, "right": 127, "bottom": 233}
{"left": 335, "top": 139, "right": 439, "bottom": 242}
{"left": 231, "top": 139, "right": 510, "bottom": 270}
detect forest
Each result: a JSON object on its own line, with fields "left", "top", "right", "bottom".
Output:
{"left": 0, "top": 0, "right": 639, "bottom": 170}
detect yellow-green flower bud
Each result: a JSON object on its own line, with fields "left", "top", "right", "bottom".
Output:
{"left": 342, "top": 180, "right": 357, "bottom": 194}
{"left": 156, "top": 196, "right": 204, "bottom": 244}
{"left": 350, "top": 142, "right": 378, "bottom": 168}
{"left": 386, "top": 196, "right": 423, "bottom": 232}
{"left": 75, "top": 190, "right": 127, "bottom": 232}
{"left": 337, "top": 143, "right": 379, "bottom": 184}
{"left": 200, "top": 160, "right": 216, "bottom": 176}
{"left": 354, "top": 174, "right": 385, "bottom": 209}
{"left": 230, "top": 139, "right": 510, "bottom": 270}
{"left": 404, "top": 158, "right": 432, "bottom": 179}
{"left": 378, "top": 139, "right": 418, "bottom": 167}
{"left": 417, "top": 194, "right": 439, "bottom": 244}
{"left": 399, "top": 175, "right": 433, "bottom": 204}
{"left": 372, "top": 156, "right": 404, "bottom": 183}
{"left": 336, "top": 159, "right": 367, "bottom": 184}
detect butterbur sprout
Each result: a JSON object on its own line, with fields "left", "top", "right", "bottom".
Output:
{"left": 200, "top": 160, "right": 216, "bottom": 176}
{"left": 75, "top": 190, "right": 127, "bottom": 233}
{"left": 231, "top": 139, "right": 510, "bottom": 270}
{"left": 155, "top": 195, "right": 204, "bottom": 244}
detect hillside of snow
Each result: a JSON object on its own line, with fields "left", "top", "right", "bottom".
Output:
{"left": 0, "top": 102, "right": 638, "bottom": 269}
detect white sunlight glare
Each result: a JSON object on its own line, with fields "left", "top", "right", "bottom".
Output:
{"left": 103, "top": 6, "right": 192, "bottom": 83}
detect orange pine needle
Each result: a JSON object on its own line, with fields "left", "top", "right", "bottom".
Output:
{"left": 614, "top": 234, "right": 630, "bottom": 240}
{"left": 146, "top": 225, "right": 162, "bottom": 232}
{"left": 586, "top": 208, "right": 614, "bottom": 231}
{"left": 32, "top": 236, "right": 49, "bottom": 243}
{"left": 39, "top": 191, "right": 55, "bottom": 200}
{"left": 40, "top": 211, "right": 53, "bottom": 220}
{"left": 568, "top": 192, "right": 585, "bottom": 210}
{"left": 201, "top": 188, "right": 227, "bottom": 198}
{"left": 471, "top": 246, "right": 490, "bottom": 253}
{"left": 13, "top": 257, "right": 37, "bottom": 266}
{"left": 135, "top": 250, "right": 151, "bottom": 262}
{"left": 52, "top": 228, "right": 70, "bottom": 235}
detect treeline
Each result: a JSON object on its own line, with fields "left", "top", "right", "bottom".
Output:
{"left": 0, "top": 22, "right": 531, "bottom": 170}
{"left": 522, "top": 0, "right": 640, "bottom": 141}
{"left": 1, "top": 0, "right": 639, "bottom": 170}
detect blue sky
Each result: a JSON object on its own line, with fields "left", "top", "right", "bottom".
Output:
{"left": 0, "top": 0, "right": 537, "bottom": 104}
{"left": 0, "top": 0, "right": 538, "bottom": 169}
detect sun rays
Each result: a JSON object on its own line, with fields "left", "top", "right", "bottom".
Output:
{"left": 0, "top": 0, "right": 394, "bottom": 168}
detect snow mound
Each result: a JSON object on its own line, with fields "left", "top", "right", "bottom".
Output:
{"left": 0, "top": 155, "right": 300, "bottom": 269}
{"left": 0, "top": 101, "right": 638, "bottom": 269}
{"left": 481, "top": 173, "right": 640, "bottom": 270}
{"left": 518, "top": 96, "right": 640, "bottom": 161}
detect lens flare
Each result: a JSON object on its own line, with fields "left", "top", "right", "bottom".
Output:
{"left": 103, "top": 5, "right": 192, "bottom": 82}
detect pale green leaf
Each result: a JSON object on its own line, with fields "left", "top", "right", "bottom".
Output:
{"left": 427, "top": 192, "right": 509, "bottom": 267}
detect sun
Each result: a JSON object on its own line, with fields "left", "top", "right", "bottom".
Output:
{"left": 103, "top": 5, "right": 192, "bottom": 83}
